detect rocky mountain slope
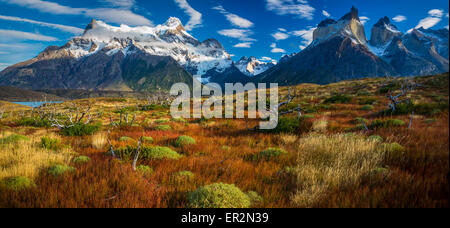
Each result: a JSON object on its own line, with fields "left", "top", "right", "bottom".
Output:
{"left": 0, "top": 18, "right": 237, "bottom": 91}
{"left": 234, "top": 56, "right": 276, "bottom": 77}
{"left": 257, "top": 7, "right": 449, "bottom": 85}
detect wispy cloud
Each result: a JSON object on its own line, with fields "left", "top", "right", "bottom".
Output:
{"left": 272, "top": 31, "right": 289, "bottom": 40}
{"left": 1, "top": 0, "right": 152, "bottom": 26}
{"left": 0, "top": 15, "right": 83, "bottom": 34}
{"left": 270, "top": 43, "right": 285, "bottom": 53}
{"left": 266, "top": 0, "right": 315, "bottom": 20}
{"left": 359, "top": 16, "right": 370, "bottom": 25}
{"left": 0, "top": 29, "right": 58, "bottom": 41}
{"left": 213, "top": 5, "right": 254, "bottom": 28}
{"left": 233, "top": 42, "right": 252, "bottom": 48}
{"left": 415, "top": 9, "right": 444, "bottom": 29}
{"left": 322, "top": 10, "right": 330, "bottom": 17}
{"left": 173, "top": 0, "right": 202, "bottom": 31}
{"left": 218, "top": 29, "right": 255, "bottom": 42}
{"left": 291, "top": 26, "right": 315, "bottom": 49}
{"left": 392, "top": 15, "right": 407, "bottom": 23}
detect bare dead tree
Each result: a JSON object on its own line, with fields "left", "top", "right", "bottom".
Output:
{"left": 409, "top": 111, "right": 415, "bottom": 130}
{"left": 49, "top": 103, "right": 96, "bottom": 129}
{"left": 247, "top": 87, "right": 301, "bottom": 131}
{"left": 386, "top": 78, "right": 417, "bottom": 113}
{"left": 132, "top": 136, "right": 144, "bottom": 171}
{"left": 0, "top": 107, "right": 5, "bottom": 121}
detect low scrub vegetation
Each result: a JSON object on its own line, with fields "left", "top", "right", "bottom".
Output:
{"left": 188, "top": 183, "right": 251, "bottom": 208}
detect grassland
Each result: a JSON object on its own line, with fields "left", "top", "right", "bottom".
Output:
{"left": 0, "top": 74, "right": 448, "bottom": 208}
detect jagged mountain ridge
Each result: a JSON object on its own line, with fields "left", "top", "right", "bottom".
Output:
{"left": 234, "top": 56, "right": 277, "bottom": 77}
{"left": 256, "top": 6, "right": 449, "bottom": 85}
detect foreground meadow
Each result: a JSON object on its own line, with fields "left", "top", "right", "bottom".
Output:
{"left": 0, "top": 74, "right": 448, "bottom": 208}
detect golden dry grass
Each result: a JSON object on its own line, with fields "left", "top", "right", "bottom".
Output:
{"left": 292, "top": 134, "right": 386, "bottom": 207}
{"left": 0, "top": 131, "right": 73, "bottom": 180}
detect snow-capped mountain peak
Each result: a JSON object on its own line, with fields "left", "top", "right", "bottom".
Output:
{"left": 235, "top": 56, "right": 276, "bottom": 77}
{"left": 65, "top": 18, "right": 232, "bottom": 77}
{"left": 312, "top": 6, "right": 368, "bottom": 47}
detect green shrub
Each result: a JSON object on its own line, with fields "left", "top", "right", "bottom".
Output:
{"left": 141, "top": 104, "right": 169, "bottom": 111}
{"left": 269, "top": 117, "right": 312, "bottom": 134}
{"left": 143, "top": 137, "right": 154, "bottom": 144}
{"left": 119, "top": 136, "right": 134, "bottom": 142}
{"left": 174, "top": 136, "right": 196, "bottom": 147}
{"left": 370, "top": 119, "right": 405, "bottom": 129}
{"left": 40, "top": 137, "right": 60, "bottom": 150}
{"left": 383, "top": 143, "right": 405, "bottom": 154}
{"left": 368, "top": 135, "right": 383, "bottom": 143}
{"left": 324, "top": 94, "right": 352, "bottom": 104}
{"left": 246, "top": 191, "right": 263, "bottom": 205}
{"left": 172, "top": 118, "right": 187, "bottom": 123}
{"left": 154, "top": 125, "right": 172, "bottom": 131}
{"left": 136, "top": 165, "right": 154, "bottom": 176}
{"left": 73, "top": 156, "right": 91, "bottom": 164}
{"left": 255, "top": 148, "right": 288, "bottom": 161}
{"left": 174, "top": 171, "right": 195, "bottom": 180}
{"left": 48, "top": 165, "right": 75, "bottom": 176}
{"left": 188, "top": 183, "right": 251, "bottom": 208}
{"left": 141, "top": 147, "right": 182, "bottom": 160}
{"left": 1, "top": 176, "right": 36, "bottom": 190}
{"left": 60, "top": 123, "right": 100, "bottom": 136}
{"left": 361, "top": 105, "right": 374, "bottom": 111}
{"left": 0, "top": 134, "right": 29, "bottom": 144}
{"left": 155, "top": 118, "right": 170, "bottom": 124}
{"left": 17, "top": 117, "right": 51, "bottom": 128}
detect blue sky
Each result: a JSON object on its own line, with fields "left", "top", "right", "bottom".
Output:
{"left": 0, "top": 0, "right": 449, "bottom": 70}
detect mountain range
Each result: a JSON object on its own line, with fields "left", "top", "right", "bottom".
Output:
{"left": 0, "top": 6, "right": 448, "bottom": 91}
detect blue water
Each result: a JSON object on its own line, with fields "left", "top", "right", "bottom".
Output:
{"left": 13, "top": 101, "right": 63, "bottom": 108}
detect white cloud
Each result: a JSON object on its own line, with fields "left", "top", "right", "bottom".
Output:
{"left": 0, "top": 62, "right": 11, "bottom": 70}
{"left": 174, "top": 0, "right": 202, "bottom": 31}
{"left": 218, "top": 29, "right": 255, "bottom": 42}
{"left": 392, "top": 15, "right": 407, "bottom": 23}
{"left": 278, "top": 28, "right": 287, "bottom": 32}
{"left": 0, "top": 15, "right": 83, "bottom": 34}
{"left": 359, "top": 16, "right": 370, "bottom": 25}
{"left": 233, "top": 42, "right": 252, "bottom": 48}
{"left": 0, "top": 51, "right": 8, "bottom": 54}
{"left": 0, "top": 29, "right": 58, "bottom": 41}
{"left": 415, "top": 9, "right": 445, "bottom": 29}
{"left": 260, "top": 56, "right": 275, "bottom": 61}
{"left": 428, "top": 9, "right": 444, "bottom": 17}
{"left": 2, "top": 0, "right": 153, "bottom": 26}
{"left": 272, "top": 31, "right": 289, "bottom": 40}
{"left": 213, "top": 5, "right": 254, "bottom": 28}
{"left": 291, "top": 26, "right": 315, "bottom": 47}
{"left": 266, "top": 0, "right": 315, "bottom": 20}
{"left": 445, "top": 25, "right": 449, "bottom": 30}
{"left": 322, "top": 10, "right": 330, "bottom": 17}
{"left": 270, "top": 43, "right": 285, "bottom": 53}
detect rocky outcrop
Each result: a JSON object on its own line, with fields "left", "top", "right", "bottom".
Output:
{"left": 370, "top": 17, "right": 402, "bottom": 47}
{"left": 234, "top": 57, "right": 276, "bottom": 76}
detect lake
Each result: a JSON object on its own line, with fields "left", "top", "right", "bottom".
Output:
{"left": 12, "top": 101, "right": 64, "bottom": 108}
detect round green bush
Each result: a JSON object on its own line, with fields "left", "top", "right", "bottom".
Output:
{"left": 0, "top": 134, "right": 29, "bottom": 144}
{"left": 143, "top": 137, "right": 154, "bottom": 144}
{"left": 368, "top": 135, "right": 383, "bottom": 143}
{"left": 141, "top": 147, "right": 182, "bottom": 160}
{"left": 40, "top": 137, "right": 60, "bottom": 150}
{"left": 384, "top": 143, "right": 406, "bottom": 154}
{"left": 174, "top": 136, "right": 196, "bottom": 147}
{"left": 155, "top": 119, "right": 170, "bottom": 124}
{"left": 174, "top": 171, "right": 195, "bottom": 180}
{"left": 48, "top": 165, "right": 75, "bottom": 176}
{"left": 154, "top": 125, "right": 172, "bottom": 131}
{"left": 361, "top": 105, "right": 374, "bottom": 111}
{"left": 256, "top": 148, "right": 288, "bottom": 160}
{"left": 2, "top": 176, "right": 36, "bottom": 190}
{"left": 188, "top": 183, "right": 251, "bottom": 208}
{"left": 73, "top": 156, "right": 91, "bottom": 164}
{"left": 119, "top": 136, "right": 134, "bottom": 142}
{"left": 246, "top": 191, "right": 263, "bottom": 205}
{"left": 136, "top": 165, "right": 154, "bottom": 176}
